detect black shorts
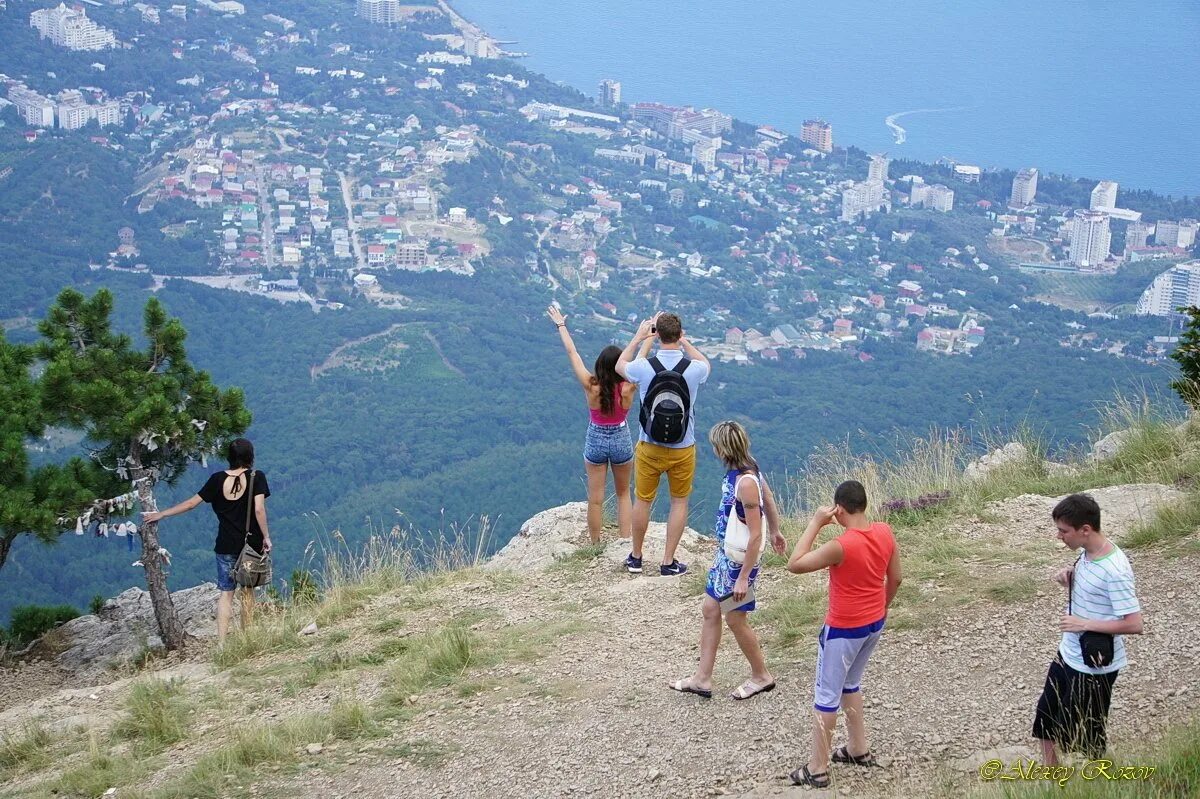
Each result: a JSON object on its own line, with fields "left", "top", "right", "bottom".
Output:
{"left": 1032, "top": 655, "right": 1118, "bottom": 759}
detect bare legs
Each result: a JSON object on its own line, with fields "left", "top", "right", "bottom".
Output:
{"left": 631, "top": 496, "right": 651, "bottom": 559}
{"left": 680, "top": 598, "right": 773, "bottom": 693}
{"left": 686, "top": 596, "right": 723, "bottom": 690}
{"left": 216, "top": 588, "right": 255, "bottom": 643}
{"left": 585, "top": 460, "right": 634, "bottom": 544}
{"left": 663, "top": 495, "right": 688, "bottom": 566}
{"left": 612, "top": 461, "right": 632, "bottom": 538}
{"left": 584, "top": 461, "right": 608, "bottom": 544}
{"left": 807, "top": 694, "right": 870, "bottom": 775}
{"left": 809, "top": 709, "right": 838, "bottom": 776}
{"left": 216, "top": 591, "right": 233, "bottom": 642}
{"left": 725, "top": 610, "right": 773, "bottom": 686}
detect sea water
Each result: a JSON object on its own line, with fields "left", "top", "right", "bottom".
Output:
{"left": 452, "top": 0, "right": 1200, "bottom": 196}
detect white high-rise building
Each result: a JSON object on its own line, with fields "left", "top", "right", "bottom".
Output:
{"left": 1010, "top": 168, "right": 1038, "bottom": 207}
{"left": 356, "top": 0, "right": 401, "bottom": 24}
{"left": 868, "top": 153, "right": 889, "bottom": 183}
{"left": 841, "top": 180, "right": 888, "bottom": 222}
{"left": 1070, "top": 209, "right": 1112, "bottom": 268}
{"left": 1154, "top": 219, "right": 1199, "bottom": 249}
{"left": 690, "top": 137, "right": 719, "bottom": 172}
{"left": 1125, "top": 220, "right": 1154, "bottom": 254}
{"left": 926, "top": 184, "right": 955, "bottom": 212}
{"left": 57, "top": 91, "right": 93, "bottom": 130}
{"left": 7, "top": 85, "right": 56, "bottom": 127}
{"left": 30, "top": 4, "right": 116, "bottom": 50}
{"left": 598, "top": 79, "right": 621, "bottom": 108}
{"left": 1136, "top": 262, "right": 1200, "bottom": 316}
{"left": 1090, "top": 181, "right": 1118, "bottom": 210}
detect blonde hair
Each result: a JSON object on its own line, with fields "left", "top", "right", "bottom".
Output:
{"left": 708, "top": 420, "right": 757, "bottom": 472}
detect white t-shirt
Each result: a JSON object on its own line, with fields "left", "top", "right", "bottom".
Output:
{"left": 1059, "top": 545, "right": 1140, "bottom": 675}
{"left": 624, "top": 348, "right": 710, "bottom": 448}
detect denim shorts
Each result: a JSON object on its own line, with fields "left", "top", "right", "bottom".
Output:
{"left": 583, "top": 421, "right": 634, "bottom": 466}
{"left": 215, "top": 553, "right": 238, "bottom": 592}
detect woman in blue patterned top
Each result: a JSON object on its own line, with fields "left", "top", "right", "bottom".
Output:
{"left": 670, "top": 421, "right": 786, "bottom": 700}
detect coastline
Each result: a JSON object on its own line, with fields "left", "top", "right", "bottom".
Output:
{"left": 440, "top": 0, "right": 1199, "bottom": 196}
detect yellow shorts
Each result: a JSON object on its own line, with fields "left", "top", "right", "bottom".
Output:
{"left": 634, "top": 442, "right": 696, "bottom": 501}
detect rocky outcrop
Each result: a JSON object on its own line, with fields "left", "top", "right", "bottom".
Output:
{"left": 24, "top": 583, "right": 221, "bottom": 678}
{"left": 1092, "top": 429, "right": 1132, "bottom": 462}
{"left": 964, "top": 442, "right": 1030, "bottom": 480}
{"left": 486, "top": 502, "right": 709, "bottom": 572}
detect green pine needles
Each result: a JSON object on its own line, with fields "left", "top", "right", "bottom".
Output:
{"left": 1170, "top": 305, "right": 1200, "bottom": 410}
{"left": 15, "top": 288, "right": 253, "bottom": 650}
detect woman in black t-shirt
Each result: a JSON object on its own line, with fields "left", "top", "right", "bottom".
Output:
{"left": 143, "top": 438, "right": 272, "bottom": 642}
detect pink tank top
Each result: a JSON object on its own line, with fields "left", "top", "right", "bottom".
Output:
{"left": 589, "top": 384, "right": 628, "bottom": 425}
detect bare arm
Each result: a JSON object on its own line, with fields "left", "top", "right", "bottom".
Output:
{"left": 678, "top": 334, "right": 711, "bottom": 370}
{"left": 547, "top": 306, "right": 592, "bottom": 387}
{"left": 884, "top": 546, "right": 903, "bottom": 607}
{"left": 142, "top": 494, "right": 203, "bottom": 524}
{"left": 787, "top": 506, "right": 844, "bottom": 574}
{"left": 617, "top": 317, "right": 655, "bottom": 378}
{"left": 1062, "top": 612, "right": 1143, "bottom": 635}
{"left": 761, "top": 476, "right": 786, "bottom": 555}
{"left": 255, "top": 494, "right": 271, "bottom": 552}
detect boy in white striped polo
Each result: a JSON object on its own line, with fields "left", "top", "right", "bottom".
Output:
{"left": 1033, "top": 493, "right": 1144, "bottom": 765}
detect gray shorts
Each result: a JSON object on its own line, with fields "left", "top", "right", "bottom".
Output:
{"left": 813, "top": 619, "right": 884, "bottom": 712}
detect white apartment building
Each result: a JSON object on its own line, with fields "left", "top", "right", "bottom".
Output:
{"left": 1154, "top": 219, "right": 1199, "bottom": 249}
{"left": 356, "top": 0, "right": 401, "bottom": 24}
{"left": 1010, "top": 167, "right": 1038, "bottom": 207}
{"left": 7, "top": 85, "right": 56, "bottom": 127}
{"left": 868, "top": 154, "right": 889, "bottom": 183}
{"left": 841, "top": 180, "right": 888, "bottom": 222}
{"left": 909, "top": 180, "right": 930, "bottom": 207}
{"left": 1090, "top": 180, "right": 1118, "bottom": 210}
{"left": 691, "top": 137, "right": 719, "bottom": 172}
{"left": 1126, "top": 220, "right": 1154, "bottom": 253}
{"left": 598, "top": 79, "right": 621, "bottom": 108}
{"left": 93, "top": 99, "right": 122, "bottom": 127}
{"left": 926, "top": 184, "right": 955, "bottom": 212}
{"left": 1070, "top": 209, "right": 1112, "bottom": 268}
{"left": 30, "top": 4, "right": 116, "bottom": 50}
{"left": 57, "top": 94, "right": 93, "bottom": 130}
{"left": 1136, "top": 261, "right": 1200, "bottom": 316}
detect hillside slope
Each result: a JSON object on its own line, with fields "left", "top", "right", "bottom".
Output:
{"left": 1, "top": 473, "right": 1197, "bottom": 798}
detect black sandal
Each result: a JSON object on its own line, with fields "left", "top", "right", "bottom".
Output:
{"left": 789, "top": 765, "right": 830, "bottom": 788}
{"left": 832, "top": 745, "right": 877, "bottom": 767}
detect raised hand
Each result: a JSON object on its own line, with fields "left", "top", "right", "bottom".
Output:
{"left": 547, "top": 305, "right": 566, "bottom": 327}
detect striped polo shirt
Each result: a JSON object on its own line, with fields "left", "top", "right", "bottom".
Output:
{"left": 1060, "top": 545, "right": 1140, "bottom": 675}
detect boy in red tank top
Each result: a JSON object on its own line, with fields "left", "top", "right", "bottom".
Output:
{"left": 785, "top": 480, "right": 903, "bottom": 789}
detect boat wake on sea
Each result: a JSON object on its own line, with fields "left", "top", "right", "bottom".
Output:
{"left": 884, "top": 106, "right": 974, "bottom": 145}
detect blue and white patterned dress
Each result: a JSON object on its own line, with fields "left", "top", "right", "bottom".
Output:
{"left": 705, "top": 469, "right": 763, "bottom": 611}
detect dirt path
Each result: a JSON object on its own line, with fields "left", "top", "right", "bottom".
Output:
{"left": 424, "top": 329, "right": 466, "bottom": 377}
{"left": 312, "top": 322, "right": 411, "bottom": 377}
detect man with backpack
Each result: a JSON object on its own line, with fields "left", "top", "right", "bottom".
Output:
{"left": 617, "top": 312, "right": 710, "bottom": 576}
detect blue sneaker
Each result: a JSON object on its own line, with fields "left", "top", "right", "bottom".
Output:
{"left": 659, "top": 560, "right": 688, "bottom": 577}
{"left": 625, "top": 553, "right": 643, "bottom": 574}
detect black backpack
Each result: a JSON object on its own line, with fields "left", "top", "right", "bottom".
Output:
{"left": 639, "top": 356, "right": 692, "bottom": 445}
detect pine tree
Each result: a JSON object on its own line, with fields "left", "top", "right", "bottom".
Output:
{"left": 1170, "top": 305, "right": 1200, "bottom": 410}
{"left": 37, "top": 289, "right": 251, "bottom": 650}
{"left": 0, "top": 331, "right": 111, "bottom": 573}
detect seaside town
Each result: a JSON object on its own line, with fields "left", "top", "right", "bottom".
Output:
{"left": 1, "top": 0, "right": 1197, "bottom": 367}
